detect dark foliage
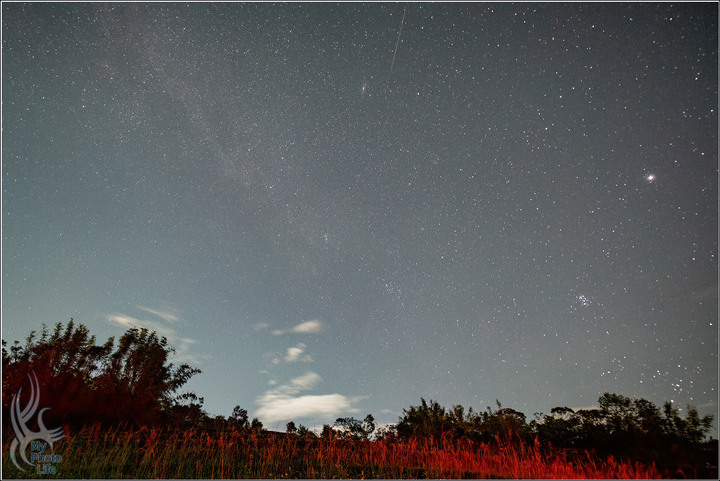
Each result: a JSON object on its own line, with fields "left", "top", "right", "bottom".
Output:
{"left": 2, "top": 319, "right": 200, "bottom": 429}
{"left": 393, "top": 395, "right": 716, "bottom": 477}
{"left": 395, "top": 398, "right": 531, "bottom": 444}
{"left": 334, "top": 414, "right": 375, "bottom": 440}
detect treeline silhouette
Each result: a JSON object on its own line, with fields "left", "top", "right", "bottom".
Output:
{"left": 2, "top": 320, "right": 202, "bottom": 428}
{"left": 389, "top": 397, "right": 716, "bottom": 477}
{"left": 3, "top": 320, "right": 717, "bottom": 477}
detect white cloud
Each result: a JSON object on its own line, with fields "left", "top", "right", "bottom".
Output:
{"left": 256, "top": 394, "right": 356, "bottom": 424}
{"left": 291, "top": 319, "right": 323, "bottom": 333}
{"left": 288, "top": 371, "right": 322, "bottom": 391}
{"left": 255, "top": 371, "right": 358, "bottom": 424}
{"left": 284, "top": 343, "right": 313, "bottom": 363}
{"left": 252, "top": 322, "right": 270, "bottom": 331}
{"left": 285, "top": 346, "right": 303, "bottom": 362}
{"left": 271, "top": 319, "right": 324, "bottom": 336}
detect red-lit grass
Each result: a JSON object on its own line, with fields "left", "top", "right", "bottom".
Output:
{"left": 2, "top": 425, "right": 662, "bottom": 478}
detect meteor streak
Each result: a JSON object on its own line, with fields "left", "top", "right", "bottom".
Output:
{"left": 390, "top": 6, "right": 407, "bottom": 75}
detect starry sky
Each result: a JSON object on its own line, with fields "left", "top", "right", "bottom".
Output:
{"left": 2, "top": 2, "right": 717, "bottom": 432}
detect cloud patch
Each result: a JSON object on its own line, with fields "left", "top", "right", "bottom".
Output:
{"left": 137, "top": 305, "right": 180, "bottom": 323}
{"left": 284, "top": 343, "right": 313, "bottom": 363}
{"left": 255, "top": 371, "right": 358, "bottom": 424}
{"left": 292, "top": 319, "right": 323, "bottom": 333}
{"left": 272, "top": 319, "right": 324, "bottom": 336}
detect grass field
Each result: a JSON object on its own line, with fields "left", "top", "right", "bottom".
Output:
{"left": 3, "top": 425, "right": 663, "bottom": 479}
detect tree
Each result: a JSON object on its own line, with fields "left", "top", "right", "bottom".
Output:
{"left": 550, "top": 406, "right": 575, "bottom": 418}
{"left": 211, "top": 415, "right": 228, "bottom": 430}
{"left": 374, "top": 423, "right": 398, "bottom": 441}
{"left": 532, "top": 408, "right": 581, "bottom": 448}
{"left": 2, "top": 320, "right": 201, "bottom": 428}
{"left": 93, "top": 327, "right": 201, "bottom": 426}
{"left": 2, "top": 319, "right": 113, "bottom": 424}
{"left": 2, "top": 320, "right": 113, "bottom": 427}
{"left": 531, "top": 393, "right": 716, "bottom": 473}
{"left": 662, "top": 401, "right": 714, "bottom": 445}
{"left": 362, "top": 414, "right": 376, "bottom": 438}
{"left": 397, "top": 398, "right": 453, "bottom": 440}
{"left": 599, "top": 392, "right": 634, "bottom": 435}
{"left": 683, "top": 405, "right": 714, "bottom": 445}
{"left": 250, "top": 417, "right": 263, "bottom": 431}
{"left": 229, "top": 406, "right": 250, "bottom": 429}
{"left": 168, "top": 392, "right": 206, "bottom": 427}
{"left": 321, "top": 424, "right": 336, "bottom": 439}
{"left": 296, "top": 424, "right": 315, "bottom": 437}
{"left": 286, "top": 421, "right": 297, "bottom": 434}
{"left": 496, "top": 407, "right": 529, "bottom": 440}
{"left": 334, "top": 414, "right": 375, "bottom": 441}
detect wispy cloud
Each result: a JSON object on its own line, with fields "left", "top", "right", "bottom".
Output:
{"left": 255, "top": 371, "right": 358, "bottom": 424}
{"left": 271, "top": 319, "right": 324, "bottom": 336}
{"left": 137, "top": 305, "right": 180, "bottom": 323}
{"left": 108, "top": 306, "right": 205, "bottom": 365}
{"left": 108, "top": 313, "right": 173, "bottom": 339}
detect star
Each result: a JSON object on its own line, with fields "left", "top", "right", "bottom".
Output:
{"left": 646, "top": 174, "right": 656, "bottom": 183}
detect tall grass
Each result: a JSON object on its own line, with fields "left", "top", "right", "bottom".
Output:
{"left": 3, "top": 425, "right": 661, "bottom": 479}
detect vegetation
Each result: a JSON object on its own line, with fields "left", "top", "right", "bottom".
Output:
{"left": 334, "top": 414, "right": 376, "bottom": 441}
{"left": 2, "top": 320, "right": 717, "bottom": 478}
{"left": 2, "top": 320, "right": 201, "bottom": 428}
{"left": 3, "top": 424, "right": 664, "bottom": 479}
{"left": 391, "top": 397, "right": 716, "bottom": 477}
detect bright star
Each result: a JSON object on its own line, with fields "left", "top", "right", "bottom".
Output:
{"left": 646, "top": 174, "right": 655, "bottom": 182}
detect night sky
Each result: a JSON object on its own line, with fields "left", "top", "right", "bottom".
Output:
{"left": 2, "top": 2, "right": 717, "bottom": 432}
